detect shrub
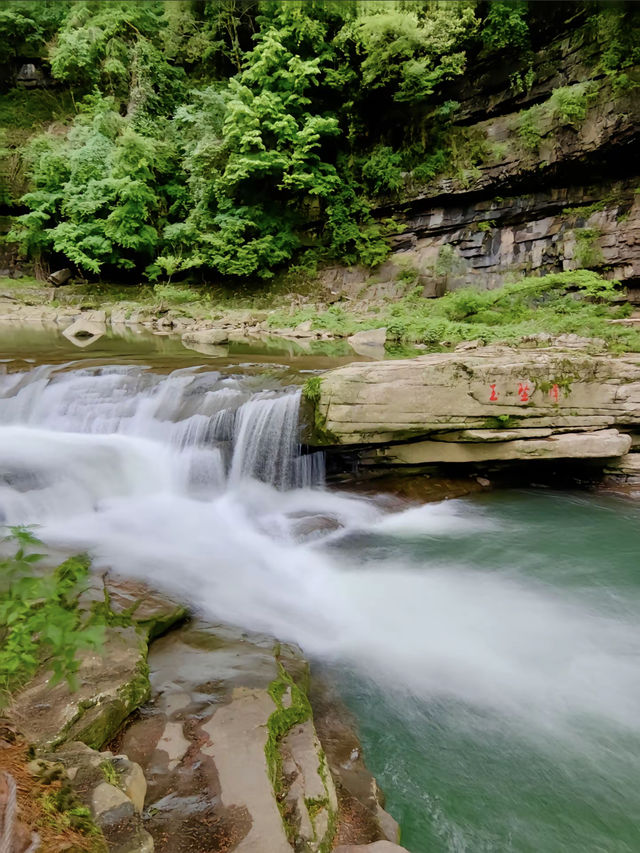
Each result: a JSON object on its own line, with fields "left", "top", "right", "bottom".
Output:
{"left": 574, "top": 228, "right": 605, "bottom": 269}
{"left": 361, "top": 146, "right": 404, "bottom": 196}
{"left": 0, "top": 527, "right": 106, "bottom": 705}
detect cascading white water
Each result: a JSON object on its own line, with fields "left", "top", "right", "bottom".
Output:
{"left": 1, "top": 362, "right": 639, "bottom": 736}
{"left": 3, "top": 358, "right": 640, "bottom": 852}
{"left": 0, "top": 365, "right": 323, "bottom": 515}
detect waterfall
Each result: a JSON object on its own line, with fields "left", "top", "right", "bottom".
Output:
{"left": 0, "top": 365, "right": 323, "bottom": 524}
{"left": 2, "top": 362, "right": 640, "bottom": 853}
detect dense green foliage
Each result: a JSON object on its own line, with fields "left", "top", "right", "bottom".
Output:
{"left": 0, "top": 526, "right": 106, "bottom": 704}
{"left": 2, "top": 0, "right": 637, "bottom": 283}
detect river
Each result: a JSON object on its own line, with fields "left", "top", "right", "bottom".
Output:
{"left": 1, "top": 328, "right": 639, "bottom": 853}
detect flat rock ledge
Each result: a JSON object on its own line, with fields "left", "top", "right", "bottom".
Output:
{"left": 307, "top": 346, "right": 640, "bottom": 473}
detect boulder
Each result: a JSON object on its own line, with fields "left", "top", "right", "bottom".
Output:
{"left": 348, "top": 328, "right": 387, "bottom": 348}
{"left": 48, "top": 268, "right": 72, "bottom": 286}
{"left": 181, "top": 328, "right": 229, "bottom": 345}
{"left": 31, "top": 742, "right": 152, "bottom": 852}
{"left": 308, "top": 346, "right": 640, "bottom": 446}
{"left": 62, "top": 317, "right": 105, "bottom": 347}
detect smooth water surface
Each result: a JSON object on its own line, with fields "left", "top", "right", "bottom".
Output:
{"left": 0, "top": 349, "right": 639, "bottom": 853}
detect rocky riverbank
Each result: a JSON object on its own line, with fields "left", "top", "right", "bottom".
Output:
{"left": 3, "top": 575, "right": 406, "bottom": 853}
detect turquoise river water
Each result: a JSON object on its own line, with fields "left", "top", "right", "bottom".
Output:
{"left": 1, "top": 328, "right": 639, "bottom": 853}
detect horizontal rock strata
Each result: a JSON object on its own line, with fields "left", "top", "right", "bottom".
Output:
{"left": 308, "top": 346, "right": 640, "bottom": 469}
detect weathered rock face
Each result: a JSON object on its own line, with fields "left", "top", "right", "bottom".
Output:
{"left": 8, "top": 577, "right": 187, "bottom": 751}
{"left": 319, "top": 37, "right": 640, "bottom": 300}
{"left": 321, "top": 176, "right": 640, "bottom": 301}
{"left": 116, "top": 621, "right": 340, "bottom": 853}
{"left": 307, "top": 346, "right": 640, "bottom": 469}
{"left": 365, "top": 429, "right": 631, "bottom": 466}
{"left": 387, "top": 180, "right": 640, "bottom": 295}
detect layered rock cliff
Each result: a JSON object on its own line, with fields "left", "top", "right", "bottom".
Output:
{"left": 321, "top": 22, "right": 640, "bottom": 302}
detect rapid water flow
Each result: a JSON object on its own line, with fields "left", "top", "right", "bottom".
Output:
{"left": 1, "top": 363, "right": 640, "bottom": 851}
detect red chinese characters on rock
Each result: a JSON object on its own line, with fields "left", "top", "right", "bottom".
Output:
{"left": 487, "top": 381, "right": 559, "bottom": 405}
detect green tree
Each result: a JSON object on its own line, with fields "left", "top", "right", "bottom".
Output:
{"left": 11, "top": 98, "right": 171, "bottom": 275}
{"left": 340, "top": 3, "right": 478, "bottom": 103}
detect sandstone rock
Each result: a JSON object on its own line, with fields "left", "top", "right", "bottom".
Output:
{"left": 181, "top": 340, "right": 227, "bottom": 357}
{"left": 118, "top": 621, "right": 309, "bottom": 852}
{"left": 293, "top": 319, "right": 316, "bottom": 337}
{"left": 35, "top": 742, "right": 150, "bottom": 852}
{"left": 434, "top": 428, "right": 553, "bottom": 442}
{"left": 348, "top": 328, "right": 387, "bottom": 348}
{"left": 48, "top": 268, "right": 71, "bottom": 286}
{"left": 201, "top": 687, "right": 291, "bottom": 853}
{"left": 330, "top": 174, "right": 639, "bottom": 295}
{"left": 92, "top": 781, "right": 134, "bottom": 823}
{"left": 362, "top": 429, "right": 631, "bottom": 466}
{"left": 113, "top": 755, "right": 147, "bottom": 812}
{"left": 376, "top": 805, "right": 401, "bottom": 845}
{"left": 281, "top": 719, "right": 338, "bottom": 851}
{"left": 81, "top": 575, "right": 188, "bottom": 641}
{"left": 62, "top": 317, "right": 105, "bottom": 347}
{"left": 604, "top": 452, "right": 640, "bottom": 484}
{"left": 109, "top": 305, "right": 128, "bottom": 325}
{"left": 309, "top": 347, "right": 640, "bottom": 446}
{"left": 181, "top": 328, "right": 229, "bottom": 345}
{"left": 310, "top": 678, "right": 400, "bottom": 848}
{"left": 9, "top": 625, "right": 150, "bottom": 750}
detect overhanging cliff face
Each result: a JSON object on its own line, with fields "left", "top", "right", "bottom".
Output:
{"left": 321, "top": 23, "right": 640, "bottom": 300}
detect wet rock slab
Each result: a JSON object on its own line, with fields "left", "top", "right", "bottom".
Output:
{"left": 116, "top": 620, "right": 337, "bottom": 852}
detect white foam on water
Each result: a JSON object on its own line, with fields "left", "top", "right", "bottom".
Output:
{"left": 1, "top": 364, "right": 639, "bottom": 739}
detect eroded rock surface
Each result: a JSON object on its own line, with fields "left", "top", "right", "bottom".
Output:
{"left": 309, "top": 347, "right": 640, "bottom": 473}
{"left": 115, "top": 621, "right": 338, "bottom": 853}
{"left": 310, "top": 678, "right": 401, "bottom": 849}
{"left": 8, "top": 577, "right": 186, "bottom": 751}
